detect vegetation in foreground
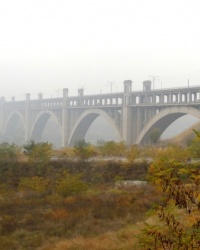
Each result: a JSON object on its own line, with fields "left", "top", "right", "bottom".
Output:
{"left": 0, "top": 137, "right": 199, "bottom": 249}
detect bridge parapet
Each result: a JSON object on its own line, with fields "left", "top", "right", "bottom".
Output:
{"left": 129, "top": 87, "right": 200, "bottom": 106}
{"left": 4, "top": 101, "right": 26, "bottom": 110}
{"left": 67, "top": 93, "right": 124, "bottom": 107}
{"left": 2, "top": 86, "right": 200, "bottom": 108}
{"left": 30, "top": 98, "right": 63, "bottom": 109}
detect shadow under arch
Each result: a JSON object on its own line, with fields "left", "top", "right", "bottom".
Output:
{"left": 68, "top": 109, "right": 122, "bottom": 146}
{"left": 4, "top": 111, "right": 25, "bottom": 144}
{"left": 136, "top": 106, "right": 200, "bottom": 144}
{"left": 30, "top": 110, "right": 62, "bottom": 143}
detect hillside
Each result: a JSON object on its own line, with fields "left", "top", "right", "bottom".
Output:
{"left": 162, "top": 120, "right": 200, "bottom": 145}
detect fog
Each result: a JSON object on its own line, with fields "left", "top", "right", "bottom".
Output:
{"left": 1, "top": 0, "right": 200, "bottom": 100}
{"left": 1, "top": 1, "right": 200, "bottom": 146}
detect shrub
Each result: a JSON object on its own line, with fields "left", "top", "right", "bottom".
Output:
{"left": 19, "top": 176, "right": 50, "bottom": 194}
{"left": 140, "top": 156, "right": 200, "bottom": 249}
{"left": 74, "top": 140, "right": 96, "bottom": 161}
{"left": 55, "top": 171, "right": 88, "bottom": 197}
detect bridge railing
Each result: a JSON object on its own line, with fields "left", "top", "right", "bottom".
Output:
{"left": 129, "top": 87, "right": 200, "bottom": 106}
{"left": 3, "top": 101, "right": 26, "bottom": 110}
{"left": 29, "top": 98, "right": 63, "bottom": 108}
{"left": 2, "top": 86, "right": 200, "bottom": 109}
{"left": 67, "top": 93, "right": 124, "bottom": 107}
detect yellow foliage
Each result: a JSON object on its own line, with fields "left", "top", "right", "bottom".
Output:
{"left": 19, "top": 176, "right": 50, "bottom": 193}
{"left": 55, "top": 171, "right": 88, "bottom": 197}
{"left": 126, "top": 145, "right": 140, "bottom": 163}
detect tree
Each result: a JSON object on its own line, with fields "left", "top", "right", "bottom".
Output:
{"left": 0, "top": 143, "right": 21, "bottom": 187}
{"left": 23, "top": 141, "right": 52, "bottom": 174}
{"left": 55, "top": 171, "right": 88, "bottom": 197}
{"left": 126, "top": 145, "right": 140, "bottom": 164}
{"left": 157, "top": 144, "right": 189, "bottom": 163}
{"left": 0, "top": 143, "right": 19, "bottom": 165}
{"left": 74, "top": 139, "right": 95, "bottom": 161}
{"left": 188, "top": 129, "right": 200, "bottom": 158}
{"left": 97, "top": 140, "right": 126, "bottom": 156}
{"left": 140, "top": 156, "right": 200, "bottom": 249}
{"left": 149, "top": 128, "right": 161, "bottom": 144}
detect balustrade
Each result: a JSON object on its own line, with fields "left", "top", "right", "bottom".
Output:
{"left": 2, "top": 86, "right": 200, "bottom": 110}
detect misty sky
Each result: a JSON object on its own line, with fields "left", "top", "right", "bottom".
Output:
{"left": 1, "top": 0, "right": 200, "bottom": 100}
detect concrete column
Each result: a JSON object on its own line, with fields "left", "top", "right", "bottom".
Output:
{"left": 62, "top": 88, "right": 69, "bottom": 147}
{"left": 193, "top": 92, "right": 197, "bottom": 102}
{"left": 38, "top": 93, "right": 43, "bottom": 100}
{"left": 25, "top": 93, "right": 31, "bottom": 143}
{"left": 160, "top": 93, "right": 164, "bottom": 103}
{"left": 179, "top": 92, "right": 182, "bottom": 103}
{"left": 122, "top": 105, "right": 132, "bottom": 144}
{"left": 127, "top": 107, "right": 136, "bottom": 143}
{"left": 78, "top": 88, "right": 84, "bottom": 106}
{"left": 188, "top": 90, "right": 192, "bottom": 103}
{"left": 176, "top": 93, "right": 178, "bottom": 102}
{"left": 78, "top": 88, "right": 84, "bottom": 97}
{"left": 168, "top": 92, "right": 172, "bottom": 103}
{"left": 184, "top": 93, "right": 187, "bottom": 102}
{"left": 146, "top": 107, "right": 152, "bottom": 123}
{"left": 153, "top": 93, "right": 156, "bottom": 104}
{"left": 114, "top": 108, "right": 119, "bottom": 126}
{"left": 122, "top": 80, "right": 132, "bottom": 144}
{"left": 134, "top": 107, "right": 142, "bottom": 143}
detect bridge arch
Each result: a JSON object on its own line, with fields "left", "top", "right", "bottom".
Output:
{"left": 30, "top": 110, "right": 62, "bottom": 144}
{"left": 4, "top": 111, "right": 25, "bottom": 144}
{"left": 136, "top": 106, "right": 200, "bottom": 144}
{"left": 68, "top": 109, "right": 122, "bottom": 146}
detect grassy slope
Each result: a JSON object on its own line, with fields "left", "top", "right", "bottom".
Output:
{"left": 162, "top": 120, "right": 200, "bottom": 145}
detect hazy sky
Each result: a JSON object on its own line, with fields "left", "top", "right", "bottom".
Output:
{"left": 1, "top": 0, "right": 200, "bottom": 100}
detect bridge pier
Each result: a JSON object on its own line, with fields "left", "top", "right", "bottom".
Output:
{"left": 122, "top": 80, "right": 133, "bottom": 144}
{"left": 62, "top": 88, "right": 69, "bottom": 147}
{"left": 25, "top": 93, "right": 31, "bottom": 143}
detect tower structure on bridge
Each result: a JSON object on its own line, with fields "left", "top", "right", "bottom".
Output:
{"left": 143, "top": 80, "right": 152, "bottom": 91}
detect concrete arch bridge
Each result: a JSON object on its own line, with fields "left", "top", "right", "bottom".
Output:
{"left": 1, "top": 80, "right": 200, "bottom": 147}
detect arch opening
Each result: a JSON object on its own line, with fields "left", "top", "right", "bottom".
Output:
{"left": 137, "top": 107, "right": 200, "bottom": 144}
{"left": 3, "top": 113, "right": 25, "bottom": 145}
{"left": 85, "top": 116, "right": 121, "bottom": 144}
{"left": 31, "top": 113, "right": 62, "bottom": 148}
{"left": 69, "top": 110, "right": 121, "bottom": 146}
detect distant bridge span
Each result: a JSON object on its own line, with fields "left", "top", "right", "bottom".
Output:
{"left": 1, "top": 80, "right": 200, "bottom": 146}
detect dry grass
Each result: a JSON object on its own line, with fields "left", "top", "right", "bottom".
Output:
{"left": 163, "top": 121, "right": 200, "bottom": 145}
{"left": 0, "top": 183, "right": 160, "bottom": 250}
{"left": 39, "top": 224, "right": 143, "bottom": 250}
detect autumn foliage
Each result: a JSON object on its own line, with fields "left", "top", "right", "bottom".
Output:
{"left": 0, "top": 138, "right": 200, "bottom": 249}
{"left": 140, "top": 141, "right": 200, "bottom": 249}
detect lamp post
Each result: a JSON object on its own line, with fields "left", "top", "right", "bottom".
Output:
{"left": 149, "top": 75, "right": 159, "bottom": 90}
{"left": 106, "top": 81, "right": 115, "bottom": 93}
